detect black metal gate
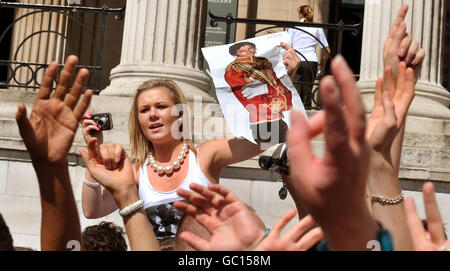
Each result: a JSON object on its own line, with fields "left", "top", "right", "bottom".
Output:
{"left": 0, "top": 1, "right": 124, "bottom": 93}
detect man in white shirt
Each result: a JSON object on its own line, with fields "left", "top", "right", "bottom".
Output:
{"left": 287, "top": 5, "right": 331, "bottom": 108}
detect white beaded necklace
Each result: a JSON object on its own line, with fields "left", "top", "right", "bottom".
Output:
{"left": 149, "top": 143, "right": 188, "bottom": 175}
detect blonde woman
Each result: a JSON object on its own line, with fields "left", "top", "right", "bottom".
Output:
{"left": 81, "top": 46, "right": 300, "bottom": 250}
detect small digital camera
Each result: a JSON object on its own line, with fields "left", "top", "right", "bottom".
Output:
{"left": 91, "top": 113, "right": 114, "bottom": 131}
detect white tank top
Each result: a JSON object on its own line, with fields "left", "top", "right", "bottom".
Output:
{"left": 138, "top": 149, "right": 212, "bottom": 241}
{"left": 138, "top": 149, "right": 212, "bottom": 209}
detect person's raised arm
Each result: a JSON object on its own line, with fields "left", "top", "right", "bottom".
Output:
{"left": 81, "top": 137, "right": 120, "bottom": 218}
{"left": 16, "top": 56, "right": 92, "bottom": 250}
{"left": 80, "top": 141, "right": 159, "bottom": 251}
{"left": 366, "top": 63, "right": 416, "bottom": 250}
{"left": 199, "top": 138, "right": 266, "bottom": 181}
{"left": 281, "top": 42, "right": 301, "bottom": 81}
{"left": 382, "top": 4, "right": 425, "bottom": 174}
{"left": 286, "top": 56, "right": 380, "bottom": 251}
{"left": 80, "top": 110, "right": 120, "bottom": 219}
{"left": 318, "top": 47, "right": 331, "bottom": 76}
{"left": 364, "top": 4, "right": 426, "bottom": 251}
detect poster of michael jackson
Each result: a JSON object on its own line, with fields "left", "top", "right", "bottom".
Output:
{"left": 202, "top": 32, "right": 306, "bottom": 148}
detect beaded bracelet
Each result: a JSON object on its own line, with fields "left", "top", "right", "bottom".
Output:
{"left": 370, "top": 191, "right": 404, "bottom": 205}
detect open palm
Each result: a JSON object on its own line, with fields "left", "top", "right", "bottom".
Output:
{"left": 16, "top": 56, "right": 92, "bottom": 166}
{"left": 175, "top": 183, "right": 266, "bottom": 251}
{"left": 366, "top": 63, "right": 416, "bottom": 164}
{"left": 201, "top": 201, "right": 263, "bottom": 251}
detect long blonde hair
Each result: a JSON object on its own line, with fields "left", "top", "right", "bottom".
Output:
{"left": 129, "top": 79, "right": 196, "bottom": 167}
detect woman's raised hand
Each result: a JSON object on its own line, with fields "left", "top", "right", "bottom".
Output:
{"left": 80, "top": 140, "right": 137, "bottom": 209}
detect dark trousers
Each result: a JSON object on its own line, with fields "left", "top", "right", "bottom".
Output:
{"left": 251, "top": 119, "right": 288, "bottom": 145}
{"left": 293, "top": 61, "right": 318, "bottom": 108}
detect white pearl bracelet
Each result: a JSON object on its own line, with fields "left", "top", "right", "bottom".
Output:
{"left": 119, "top": 200, "right": 144, "bottom": 217}
{"left": 83, "top": 179, "right": 101, "bottom": 188}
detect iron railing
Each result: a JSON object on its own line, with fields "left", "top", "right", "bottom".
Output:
{"left": 209, "top": 11, "right": 362, "bottom": 110}
{"left": 0, "top": 1, "right": 124, "bottom": 93}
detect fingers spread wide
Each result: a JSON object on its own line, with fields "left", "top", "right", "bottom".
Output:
{"left": 73, "top": 89, "right": 93, "bottom": 122}
{"left": 37, "top": 62, "right": 59, "bottom": 100}
{"left": 53, "top": 55, "right": 78, "bottom": 101}
{"left": 16, "top": 103, "right": 34, "bottom": 145}
{"left": 65, "top": 68, "right": 90, "bottom": 110}
{"left": 189, "top": 183, "right": 225, "bottom": 208}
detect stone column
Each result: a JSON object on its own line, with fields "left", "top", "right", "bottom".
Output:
{"left": 9, "top": 0, "right": 67, "bottom": 89}
{"left": 102, "top": 0, "right": 214, "bottom": 103}
{"left": 358, "top": 0, "right": 450, "bottom": 183}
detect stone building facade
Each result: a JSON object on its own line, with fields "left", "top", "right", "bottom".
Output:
{"left": 0, "top": 0, "right": 448, "bottom": 250}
